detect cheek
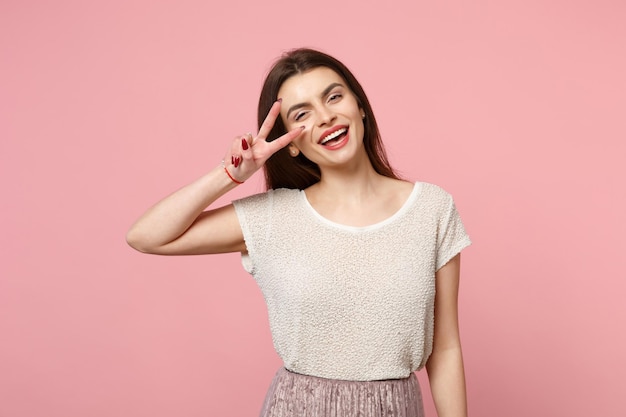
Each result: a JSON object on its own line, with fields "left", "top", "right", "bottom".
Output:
{"left": 292, "top": 120, "right": 312, "bottom": 134}
{"left": 291, "top": 128, "right": 314, "bottom": 151}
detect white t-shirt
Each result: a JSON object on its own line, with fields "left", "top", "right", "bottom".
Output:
{"left": 233, "top": 182, "right": 471, "bottom": 381}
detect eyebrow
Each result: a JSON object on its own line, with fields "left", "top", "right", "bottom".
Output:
{"left": 285, "top": 82, "right": 345, "bottom": 119}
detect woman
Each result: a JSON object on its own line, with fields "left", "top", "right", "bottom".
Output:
{"left": 127, "top": 48, "right": 471, "bottom": 417}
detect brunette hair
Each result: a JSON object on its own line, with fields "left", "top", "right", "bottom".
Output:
{"left": 258, "top": 48, "right": 399, "bottom": 190}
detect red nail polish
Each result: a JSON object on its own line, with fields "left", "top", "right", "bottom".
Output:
{"left": 242, "top": 138, "right": 249, "bottom": 150}
{"left": 235, "top": 157, "right": 240, "bottom": 168}
{"left": 231, "top": 155, "right": 235, "bottom": 165}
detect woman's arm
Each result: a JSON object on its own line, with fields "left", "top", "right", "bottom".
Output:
{"left": 426, "top": 254, "right": 468, "bottom": 417}
{"left": 125, "top": 166, "right": 243, "bottom": 255}
{"left": 126, "top": 100, "right": 303, "bottom": 255}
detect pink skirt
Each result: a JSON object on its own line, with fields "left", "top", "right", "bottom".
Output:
{"left": 259, "top": 368, "right": 424, "bottom": 417}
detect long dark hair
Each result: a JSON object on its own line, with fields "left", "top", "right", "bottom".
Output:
{"left": 258, "top": 48, "right": 399, "bottom": 190}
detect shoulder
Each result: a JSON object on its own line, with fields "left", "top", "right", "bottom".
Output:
{"left": 232, "top": 188, "right": 303, "bottom": 244}
{"left": 415, "top": 182, "right": 455, "bottom": 207}
{"left": 232, "top": 188, "right": 301, "bottom": 211}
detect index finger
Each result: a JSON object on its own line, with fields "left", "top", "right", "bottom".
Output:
{"left": 257, "top": 100, "right": 282, "bottom": 141}
{"left": 266, "top": 126, "right": 305, "bottom": 154}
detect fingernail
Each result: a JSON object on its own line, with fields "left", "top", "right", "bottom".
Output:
{"left": 241, "top": 138, "right": 249, "bottom": 150}
{"left": 235, "top": 157, "right": 240, "bottom": 168}
{"left": 231, "top": 155, "right": 235, "bottom": 165}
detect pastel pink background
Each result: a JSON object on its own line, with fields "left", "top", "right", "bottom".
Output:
{"left": 1, "top": 0, "right": 625, "bottom": 416}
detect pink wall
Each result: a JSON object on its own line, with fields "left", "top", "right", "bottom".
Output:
{"left": 2, "top": 0, "right": 625, "bottom": 416}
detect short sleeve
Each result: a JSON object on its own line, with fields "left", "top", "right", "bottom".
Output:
{"left": 232, "top": 191, "right": 274, "bottom": 274}
{"left": 436, "top": 195, "right": 471, "bottom": 271}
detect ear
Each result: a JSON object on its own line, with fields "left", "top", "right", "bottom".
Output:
{"left": 288, "top": 143, "right": 300, "bottom": 157}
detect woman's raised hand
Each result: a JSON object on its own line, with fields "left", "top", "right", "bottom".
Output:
{"left": 223, "top": 100, "right": 304, "bottom": 183}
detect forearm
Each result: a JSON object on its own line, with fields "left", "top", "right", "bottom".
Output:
{"left": 426, "top": 346, "right": 468, "bottom": 417}
{"left": 126, "top": 163, "right": 237, "bottom": 252}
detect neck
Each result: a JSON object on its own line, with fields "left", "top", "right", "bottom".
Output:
{"left": 311, "top": 159, "right": 386, "bottom": 201}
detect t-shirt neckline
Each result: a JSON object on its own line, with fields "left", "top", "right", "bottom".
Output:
{"left": 299, "top": 182, "right": 422, "bottom": 232}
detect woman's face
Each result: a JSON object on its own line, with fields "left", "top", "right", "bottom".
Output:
{"left": 278, "top": 67, "right": 366, "bottom": 169}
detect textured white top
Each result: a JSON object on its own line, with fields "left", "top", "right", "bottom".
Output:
{"left": 233, "top": 182, "right": 471, "bottom": 381}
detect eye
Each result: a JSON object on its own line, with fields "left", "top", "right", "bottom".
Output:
{"left": 294, "top": 111, "right": 308, "bottom": 121}
{"left": 328, "top": 93, "right": 342, "bottom": 102}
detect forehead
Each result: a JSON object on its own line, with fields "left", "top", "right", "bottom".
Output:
{"left": 278, "top": 67, "right": 346, "bottom": 101}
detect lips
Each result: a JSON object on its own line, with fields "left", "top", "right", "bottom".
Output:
{"left": 318, "top": 126, "right": 349, "bottom": 146}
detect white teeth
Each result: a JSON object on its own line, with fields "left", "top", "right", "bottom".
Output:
{"left": 320, "top": 128, "right": 347, "bottom": 144}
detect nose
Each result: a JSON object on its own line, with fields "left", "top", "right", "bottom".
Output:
{"left": 316, "top": 105, "right": 336, "bottom": 126}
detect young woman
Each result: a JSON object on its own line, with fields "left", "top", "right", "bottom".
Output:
{"left": 127, "top": 48, "right": 471, "bottom": 417}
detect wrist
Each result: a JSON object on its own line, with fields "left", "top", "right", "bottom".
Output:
{"left": 221, "top": 160, "right": 244, "bottom": 185}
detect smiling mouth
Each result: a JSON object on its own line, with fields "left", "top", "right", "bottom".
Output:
{"left": 319, "top": 127, "right": 348, "bottom": 146}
